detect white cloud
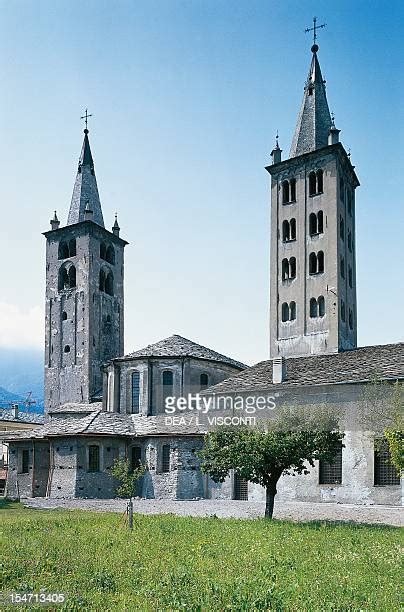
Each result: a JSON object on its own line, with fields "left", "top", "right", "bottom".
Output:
{"left": 0, "top": 302, "right": 43, "bottom": 349}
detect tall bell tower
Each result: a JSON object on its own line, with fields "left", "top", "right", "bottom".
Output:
{"left": 266, "top": 41, "right": 360, "bottom": 358}
{"left": 44, "top": 127, "right": 128, "bottom": 412}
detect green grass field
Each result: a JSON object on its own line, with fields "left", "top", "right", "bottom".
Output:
{"left": 0, "top": 499, "right": 401, "bottom": 611}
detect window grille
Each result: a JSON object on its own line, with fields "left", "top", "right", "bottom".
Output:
{"left": 319, "top": 445, "right": 342, "bottom": 484}
{"left": 131, "top": 371, "right": 140, "bottom": 413}
{"left": 88, "top": 445, "right": 100, "bottom": 472}
{"left": 234, "top": 473, "right": 249, "bottom": 500}
{"left": 374, "top": 440, "right": 400, "bottom": 485}
{"left": 162, "top": 445, "right": 170, "bottom": 473}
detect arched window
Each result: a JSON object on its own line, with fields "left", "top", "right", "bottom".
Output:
{"left": 316, "top": 169, "right": 323, "bottom": 193}
{"left": 200, "top": 373, "right": 209, "bottom": 390}
{"left": 289, "top": 257, "right": 296, "bottom": 279}
{"left": 318, "top": 296, "right": 325, "bottom": 317}
{"left": 309, "top": 213, "right": 317, "bottom": 236}
{"left": 347, "top": 191, "right": 352, "bottom": 216}
{"left": 68, "top": 239, "right": 76, "bottom": 257}
{"left": 58, "top": 267, "right": 69, "bottom": 291}
{"left": 317, "top": 210, "right": 324, "bottom": 233}
{"left": 99, "top": 269, "right": 106, "bottom": 292}
{"left": 317, "top": 251, "right": 324, "bottom": 273}
{"left": 131, "top": 371, "right": 140, "bottom": 414}
{"left": 106, "top": 245, "right": 115, "bottom": 265}
{"left": 340, "top": 299, "right": 346, "bottom": 322}
{"left": 348, "top": 309, "right": 354, "bottom": 330}
{"left": 340, "top": 216, "right": 345, "bottom": 240}
{"left": 282, "top": 180, "right": 290, "bottom": 204}
{"left": 309, "top": 171, "right": 317, "bottom": 196}
{"left": 282, "top": 258, "right": 289, "bottom": 281}
{"left": 290, "top": 178, "right": 296, "bottom": 202}
{"left": 62, "top": 311, "right": 67, "bottom": 321}
{"left": 162, "top": 370, "right": 174, "bottom": 405}
{"left": 339, "top": 177, "right": 345, "bottom": 202}
{"left": 348, "top": 266, "right": 353, "bottom": 288}
{"left": 289, "top": 301, "right": 296, "bottom": 321}
{"left": 105, "top": 271, "right": 114, "bottom": 296}
{"left": 309, "top": 252, "right": 317, "bottom": 274}
{"left": 58, "top": 264, "right": 76, "bottom": 291}
{"left": 340, "top": 256, "right": 345, "bottom": 279}
{"left": 100, "top": 242, "right": 107, "bottom": 260}
{"left": 68, "top": 266, "right": 76, "bottom": 288}
{"left": 347, "top": 230, "right": 352, "bottom": 252}
{"left": 290, "top": 218, "right": 296, "bottom": 240}
{"left": 58, "top": 241, "right": 69, "bottom": 260}
{"left": 282, "top": 220, "right": 290, "bottom": 242}
{"left": 281, "top": 302, "right": 289, "bottom": 322}
{"left": 310, "top": 297, "right": 318, "bottom": 318}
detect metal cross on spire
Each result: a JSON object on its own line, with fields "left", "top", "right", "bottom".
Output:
{"left": 80, "top": 108, "right": 93, "bottom": 131}
{"left": 305, "top": 16, "right": 326, "bottom": 46}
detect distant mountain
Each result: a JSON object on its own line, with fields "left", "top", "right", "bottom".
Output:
{"left": 0, "top": 348, "right": 44, "bottom": 405}
{"left": 0, "top": 386, "right": 24, "bottom": 404}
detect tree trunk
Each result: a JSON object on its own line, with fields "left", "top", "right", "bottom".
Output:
{"left": 265, "top": 483, "right": 277, "bottom": 519}
{"left": 128, "top": 498, "right": 134, "bottom": 530}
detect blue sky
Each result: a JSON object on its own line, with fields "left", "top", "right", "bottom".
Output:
{"left": 0, "top": 0, "right": 403, "bottom": 365}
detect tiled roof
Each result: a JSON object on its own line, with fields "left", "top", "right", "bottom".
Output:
{"left": 2, "top": 411, "right": 205, "bottom": 441}
{"left": 0, "top": 410, "right": 44, "bottom": 425}
{"left": 117, "top": 335, "right": 247, "bottom": 369}
{"left": 67, "top": 130, "right": 104, "bottom": 227}
{"left": 204, "top": 343, "right": 404, "bottom": 395}
{"left": 290, "top": 48, "right": 332, "bottom": 158}
{"left": 49, "top": 402, "right": 101, "bottom": 414}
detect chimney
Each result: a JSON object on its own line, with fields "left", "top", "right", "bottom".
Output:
{"left": 11, "top": 403, "right": 19, "bottom": 419}
{"left": 272, "top": 357, "right": 286, "bottom": 384}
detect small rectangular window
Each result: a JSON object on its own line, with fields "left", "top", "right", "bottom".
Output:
{"left": 234, "top": 473, "right": 249, "bottom": 500}
{"left": 319, "top": 445, "right": 342, "bottom": 484}
{"left": 21, "top": 449, "right": 29, "bottom": 474}
{"left": 131, "top": 446, "right": 142, "bottom": 471}
{"left": 88, "top": 445, "right": 100, "bottom": 472}
{"left": 162, "top": 444, "right": 170, "bottom": 473}
{"left": 374, "top": 439, "right": 400, "bottom": 485}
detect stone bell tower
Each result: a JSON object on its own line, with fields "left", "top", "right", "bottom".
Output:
{"left": 44, "top": 127, "right": 128, "bottom": 412}
{"left": 266, "top": 41, "right": 360, "bottom": 358}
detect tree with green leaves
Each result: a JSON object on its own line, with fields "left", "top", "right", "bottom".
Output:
{"left": 361, "top": 378, "right": 403, "bottom": 473}
{"left": 199, "top": 406, "right": 343, "bottom": 519}
{"left": 110, "top": 458, "right": 145, "bottom": 529}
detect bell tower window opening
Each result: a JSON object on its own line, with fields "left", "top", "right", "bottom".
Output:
{"left": 290, "top": 178, "right": 296, "bottom": 202}
{"left": 58, "top": 263, "right": 76, "bottom": 291}
{"left": 282, "top": 181, "right": 290, "bottom": 204}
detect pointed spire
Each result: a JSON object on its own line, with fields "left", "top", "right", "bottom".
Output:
{"left": 289, "top": 44, "right": 332, "bottom": 158}
{"left": 112, "top": 213, "right": 120, "bottom": 237}
{"left": 50, "top": 211, "right": 60, "bottom": 230}
{"left": 67, "top": 129, "right": 105, "bottom": 227}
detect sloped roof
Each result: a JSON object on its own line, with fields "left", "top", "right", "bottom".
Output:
{"left": 289, "top": 47, "right": 332, "bottom": 158}
{"left": 204, "top": 343, "right": 404, "bottom": 395}
{"left": 2, "top": 411, "right": 205, "bottom": 441}
{"left": 48, "top": 402, "right": 101, "bottom": 415}
{"left": 67, "top": 130, "right": 104, "bottom": 227}
{"left": 117, "top": 334, "right": 247, "bottom": 369}
{"left": 0, "top": 410, "right": 44, "bottom": 425}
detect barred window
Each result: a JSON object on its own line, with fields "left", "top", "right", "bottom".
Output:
{"left": 88, "top": 445, "right": 100, "bottom": 472}
{"left": 162, "top": 445, "right": 170, "bottom": 473}
{"left": 234, "top": 473, "right": 249, "bottom": 500}
{"left": 374, "top": 439, "right": 400, "bottom": 485}
{"left": 319, "top": 445, "right": 342, "bottom": 484}
{"left": 131, "top": 371, "right": 140, "bottom": 414}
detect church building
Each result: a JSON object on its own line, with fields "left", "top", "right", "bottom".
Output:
{"left": 4, "top": 40, "right": 403, "bottom": 505}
